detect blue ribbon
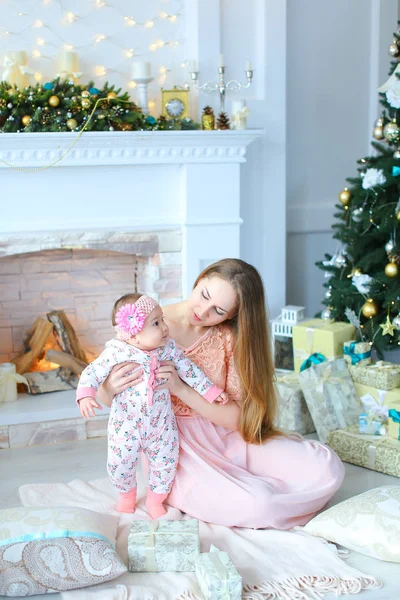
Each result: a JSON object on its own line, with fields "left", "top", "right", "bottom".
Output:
{"left": 343, "top": 342, "right": 371, "bottom": 365}
{"left": 389, "top": 408, "right": 400, "bottom": 440}
{"left": 300, "top": 352, "right": 327, "bottom": 372}
{"left": 392, "top": 166, "right": 400, "bottom": 177}
{"left": 0, "top": 530, "right": 113, "bottom": 548}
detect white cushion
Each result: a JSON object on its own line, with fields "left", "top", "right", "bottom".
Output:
{"left": 303, "top": 486, "right": 400, "bottom": 562}
{"left": 0, "top": 506, "right": 127, "bottom": 596}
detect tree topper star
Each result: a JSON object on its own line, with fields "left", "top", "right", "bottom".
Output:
{"left": 380, "top": 315, "right": 395, "bottom": 337}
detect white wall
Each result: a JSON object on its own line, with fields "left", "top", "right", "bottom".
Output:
{"left": 286, "top": 0, "right": 398, "bottom": 318}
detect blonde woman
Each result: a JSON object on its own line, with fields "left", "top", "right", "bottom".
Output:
{"left": 98, "top": 259, "right": 344, "bottom": 529}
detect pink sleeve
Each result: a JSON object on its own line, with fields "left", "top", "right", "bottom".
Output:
{"left": 222, "top": 327, "right": 243, "bottom": 404}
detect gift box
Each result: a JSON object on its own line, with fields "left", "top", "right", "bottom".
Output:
{"left": 274, "top": 369, "right": 315, "bottom": 434}
{"left": 388, "top": 400, "right": 400, "bottom": 441}
{"left": 343, "top": 340, "right": 371, "bottom": 367}
{"left": 292, "top": 319, "right": 355, "bottom": 372}
{"left": 128, "top": 519, "right": 199, "bottom": 572}
{"left": 195, "top": 544, "right": 242, "bottom": 600}
{"left": 349, "top": 360, "right": 400, "bottom": 391}
{"left": 359, "top": 414, "right": 385, "bottom": 436}
{"left": 353, "top": 382, "right": 400, "bottom": 421}
{"left": 327, "top": 424, "right": 400, "bottom": 478}
{"left": 298, "top": 359, "right": 360, "bottom": 443}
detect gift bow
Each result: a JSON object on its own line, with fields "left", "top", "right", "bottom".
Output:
{"left": 389, "top": 408, "right": 400, "bottom": 441}
{"left": 393, "top": 166, "right": 400, "bottom": 177}
{"left": 295, "top": 322, "right": 330, "bottom": 372}
{"left": 300, "top": 352, "right": 326, "bottom": 372}
{"left": 360, "top": 392, "right": 388, "bottom": 421}
{"left": 3, "top": 56, "right": 34, "bottom": 77}
{"left": 57, "top": 70, "right": 84, "bottom": 81}
{"left": 0, "top": 371, "right": 29, "bottom": 401}
{"left": 344, "top": 342, "right": 371, "bottom": 365}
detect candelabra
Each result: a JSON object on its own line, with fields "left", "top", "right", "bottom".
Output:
{"left": 190, "top": 57, "right": 253, "bottom": 113}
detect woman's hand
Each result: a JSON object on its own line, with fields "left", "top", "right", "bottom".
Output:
{"left": 155, "top": 360, "right": 185, "bottom": 396}
{"left": 99, "top": 362, "right": 143, "bottom": 407}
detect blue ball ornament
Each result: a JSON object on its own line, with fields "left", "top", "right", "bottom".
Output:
{"left": 146, "top": 115, "right": 156, "bottom": 125}
{"left": 43, "top": 82, "right": 53, "bottom": 90}
{"left": 89, "top": 87, "right": 100, "bottom": 95}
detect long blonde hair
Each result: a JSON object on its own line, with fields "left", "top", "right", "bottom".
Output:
{"left": 194, "top": 259, "right": 280, "bottom": 445}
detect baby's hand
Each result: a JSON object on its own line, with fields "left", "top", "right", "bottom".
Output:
{"left": 214, "top": 391, "right": 229, "bottom": 404}
{"left": 79, "top": 396, "right": 103, "bottom": 418}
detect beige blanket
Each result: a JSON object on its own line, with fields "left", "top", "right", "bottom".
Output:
{"left": 19, "top": 475, "right": 381, "bottom": 600}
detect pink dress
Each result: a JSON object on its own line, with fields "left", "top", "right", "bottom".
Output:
{"left": 167, "top": 325, "right": 345, "bottom": 529}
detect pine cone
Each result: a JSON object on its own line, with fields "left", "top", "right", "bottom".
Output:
{"left": 202, "top": 105, "right": 214, "bottom": 116}
{"left": 216, "top": 111, "right": 230, "bottom": 130}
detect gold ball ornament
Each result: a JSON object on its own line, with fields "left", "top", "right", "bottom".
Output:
{"left": 107, "top": 92, "right": 117, "bottom": 99}
{"left": 48, "top": 95, "right": 60, "bottom": 108}
{"left": 66, "top": 118, "right": 78, "bottom": 130}
{"left": 338, "top": 188, "right": 351, "bottom": 206}
{"left": 361, "top": 299, "right": 379, "bottom": 319}
{"left": 373, "top": 125, "right": 384, "bottom": 140}
{"left": 397, "top": 210, "right": 400, "bottom": 221}
{"left": 389, "top": 42, "right": 400, "bottom": 57}
{"left": 385, "top": 261, "right": 398, "bottom": 278}
{"left": 352, "top": 267, "right": 363, "bottom": 277}
{"left": 7, "top": 88, "right": 16, "bottom": 97}
{"left": 21, "top": 115, "right": 31, "bottom": 127}
{"left": 81, "top": 90, "right": 90, "bottom": 98}
{"left": 384, "top": 120, "right": 400, "bottom": 143}
{"left": 81, "top": 98, "right": 91, "bottom": 109}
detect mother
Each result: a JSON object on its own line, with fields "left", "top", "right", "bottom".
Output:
{"left": 99, "top": 258, "right": 344, "bottom": 529}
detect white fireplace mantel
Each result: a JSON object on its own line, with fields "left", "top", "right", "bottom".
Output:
{"left": 1, "top": 130, "right": 262, "bottom": 296}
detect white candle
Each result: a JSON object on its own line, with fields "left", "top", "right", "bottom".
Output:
{"left": 2, "top": 51, "right": 29, "bottom": 89}
{"left": 219, "top": 53, "right": 224, "bottom": 67}
{"left": 0, "top": 363, "right": 17, "bottom": 403}
{"left": 58, "top": 50, "right": 79, "bottom": 74}
{"left": 232, "top": 99, "right": 246, "bottom": 113}
{"left": 132, "top": 61, "right": 152, "bottom": 79}
{"left": 245, "top": 60, "right": 252, "bottom": 71}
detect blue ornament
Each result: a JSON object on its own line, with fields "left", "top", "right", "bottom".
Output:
{"left": 89, "top": 87, "right": 100, "bottom": 95}
{"left": 43, "top": 82, "right": 53, "bottom": 90}
{"left": 146, "top": 115, "right": 156, "bottom": 125}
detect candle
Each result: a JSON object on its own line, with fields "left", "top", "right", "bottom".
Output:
{"left": 0, "top": 363, "right": 17, "bottom": 403}
{"left": 231, "top": 99, "right": 248, "bottom": 130}
{"left": 245, "top": 60, "right": 252, "bottom": 71}
{"left": 58, "top": 50, "right": 79, "bottom": 74}
{"left": 2, "top": 51, "right": 30, "bottom": 89}
{"left": 219, "top": 53, "right": 224, "bottom": 67}
{"left": 132, "top": 61, "right": 152, "bottom": 79}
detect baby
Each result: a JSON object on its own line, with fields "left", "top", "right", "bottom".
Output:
{"left": 76, "top": 293, "right": 227, "bottom": 518}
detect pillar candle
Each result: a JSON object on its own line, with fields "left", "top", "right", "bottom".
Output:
{"left": 132, "top": 61, "right": 152, "bottom": 79}
{"left": 2, "top": 51, "right": 29, "bottom": 89}
{"left": 0, "top": 363, "right": 18, "bottom": 403}
{"left": 57, "top": 51, "right": 80, "bottom": 83}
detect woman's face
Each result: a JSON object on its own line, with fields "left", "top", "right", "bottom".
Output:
{"left": 187, "top": 276, "right": 238, "bottom": 327}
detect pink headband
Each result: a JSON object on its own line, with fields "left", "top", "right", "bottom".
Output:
{"left": 114, "top": 295, "right": 159, "bottom": 340}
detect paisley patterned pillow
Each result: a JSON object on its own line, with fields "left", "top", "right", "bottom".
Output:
{"left": 303, "top": 486, "right": 400, "bottom": 562}
{"left": 0, "top": 506, "right": 127, "bottom": 596}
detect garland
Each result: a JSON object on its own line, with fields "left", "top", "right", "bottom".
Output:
{"left": 0, "top": 78, "right": 199, "bottom": 133}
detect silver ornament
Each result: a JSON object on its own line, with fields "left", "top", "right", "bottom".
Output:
{"left": 321, "top": 308, "right": 332, "bottom": 321}
{"left": 393, "top": 315, "right": 400, "bottom": 330}
{"left": 375, "top": 117, "right": 384, "bottom": 127}
{"left": 335, "top": 253, "right": 347, "bottom": 268}
{"left": 394, "top": 149, "right": 400, "bottom": 160}
{"left": 385, "top": 239, "right": 395, "bottom": 253}
{"left": 7, "top": 102, "right": 12, "bottom": 109}
{"left": 352, "top": 208, "right": 363, "bottom": 222}
{"left": 324, "top": 288, "right": 332, "bottom": 300}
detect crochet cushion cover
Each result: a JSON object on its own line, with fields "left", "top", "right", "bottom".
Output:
{"left": 303, "top": 486, "right": 400, "bottom": 562}
{"left": 0, "top": 506, "right": 127, "bottom": 596}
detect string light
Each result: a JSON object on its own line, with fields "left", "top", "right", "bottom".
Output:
{"left": 33, "top": 19, "right": 43, "bottom": 28}
{"left": 157, "top": 40, "right": 164, "bottom": 48}
{"left": 128, "top": 80, "right": 137, "bottom": 89}
{"left": 64, "top": 44, "right": 74, "bottom": 51}
{"left": 148, "top": 100, "right": 156, "bottom": 110}
{"left": 95, "top": 34, "right": 106, "bottom": 43}
{"left": 144, "top": 20, "right": 154, "bottom": 29}
{"left": 169, "top": 15, "right": 177, "bottom": 22}
{"left": 34, "top": 72, "right": 43, "bottom": 81}
{"left": 124, "top": 17, "right": 136, "bottom": 26}
{"left": 159, "top": 12, "right": 168, "bottom": 19}
{"left": 124, "top": 49, "right": 134, "bottom": 58}
{"left": 32, "top": 50, "right": 41, "bottom": 58}
{"left": 95, "top": 65, "right": 107, "bottom": 77}
{"left": 96, "top": 0, "right": 106, "bottom": 7}
{"left": 65, "top": 12, "right": 76, "bottom": 24}
{"left": 160, "top": 66, "right": 167, "bottom": 74}
{"left": 37, "top": 38, "right": 45, "bottom": 46}
{"left": 149, "top": 44, "right": 157, "bottom": 52}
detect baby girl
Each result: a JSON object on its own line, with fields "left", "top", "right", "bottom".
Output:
{"left": 76, "top": 293, "right": 227, "bottom": 518}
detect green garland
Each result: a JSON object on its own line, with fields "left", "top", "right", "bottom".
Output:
{"left": 0, "top": 78, "right": 200, "bottom": 133}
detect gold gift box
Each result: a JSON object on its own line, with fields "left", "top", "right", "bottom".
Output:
{"left": 349, "top": 360, "right": 400, "bottom": 391}
{"left": 292, "top": 319, "right": 355, "bottom": 372}
{"left": 343, "top": 340, "right": 371, "bottom": 367}
{"left": 388, "top": 399, "right": 400, "bottom": 441}
{"left": 354, "top": 382, "right": 400, "bottom": 411}
{"left": 327, "top": 424, "right": 400, "bottom": 477}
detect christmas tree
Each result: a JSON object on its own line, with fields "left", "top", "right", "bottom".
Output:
{"left": 316, "top": 24, "right": 400, "bottom": 358}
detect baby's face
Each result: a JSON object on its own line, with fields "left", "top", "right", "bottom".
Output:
{"left": 135, "top": 305, "right": 169, "bottom": 350}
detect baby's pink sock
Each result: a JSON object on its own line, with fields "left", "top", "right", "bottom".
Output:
{"left": 146, "top": 490, "right": 168, "bottom": 519}
{"left": 116, "top": 488, "right": 137, "bottom": 513}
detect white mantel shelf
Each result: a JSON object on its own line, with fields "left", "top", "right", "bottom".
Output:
{"left": 0, "top": 130, "right": 263, "bottom": 167}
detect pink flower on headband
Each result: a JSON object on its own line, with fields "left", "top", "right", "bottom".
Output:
{"left": 115, "top": 303, "right": 147, "bottom": 337}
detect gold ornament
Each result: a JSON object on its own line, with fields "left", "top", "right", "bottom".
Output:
{"left": 7, "top": 88, "right": 16, "bottom": 97}
{"left": 81, "top": 90, "right": 90, "bottom": 98}
{"left": 384, "top": 120, "right": 400, "bottom": 143}
{"left": 338, "top": 188, "right": 351, "bottom": 206}
{"left": 21, "top": 115, "right": 31, "bottom": 126}
{"left": 81, "top": 98, "right": 91, "bottom": 109}
{"left": 97, "top": 113, "right": 105, "bottom": 120}
{"left": 397, "top": 210, "right": 400, "bottom": 222}
{"left": 385, "top": 261, "right": 398, "bottom": 278}
{"left": 375, "top": 117, "right": 384, "bottom": 127}
{"left": 380, "top": 315, "right": 395, "bottom": 337}
{"left": 48, "top": 95, "right": 60, "bottom": 107}
{"left": 389, "top": 42, "right": 400, "bottom": 57}
{"left": 351, "top": 267, "right": 362, "bottom": 277}
{"left": 373, "top": 125, "right": 384, "bottom": 140}
{"left": 107, "top": 92, "right": 117, "bottom": 99}
{"left": 202, "top": 114, "right": 215, "bottom": 130}
{"left": 66, "top": 118, "right": 78, "bottom": 130}
{"left": 361, "top": 298, "right": 378, "bottom": 318}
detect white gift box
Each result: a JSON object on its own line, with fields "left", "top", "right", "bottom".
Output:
{"left": 128, "top": 519, "right": 199, "bottom": 572}
{"left": 195, "top": 545, "right": 242, "bottom": 600}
